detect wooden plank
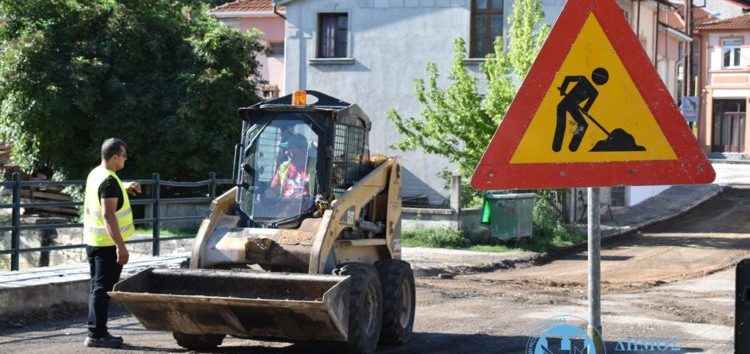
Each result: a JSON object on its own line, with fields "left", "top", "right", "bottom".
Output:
{"left": 26, "top": 206, "right": 79, "bottom": 216}
{"left": 25, "top": 191, "right": 72, "bottom": 201}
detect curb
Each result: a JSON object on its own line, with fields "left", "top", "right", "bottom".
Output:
{"left": 0, "top": 255, "right": 187, "bottom": 328}
{"left": 410, "top": 256, "right": 540, "bottom": 278}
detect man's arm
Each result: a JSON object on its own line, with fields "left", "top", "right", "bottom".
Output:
{"left": 102, "top": 197, "right": 129, "bottom": 265}
{"left": 558, "top": 76, "right": 584, "bottom": 96}
{"left": 123, "top": 181, "right": 141, "bottom": 195}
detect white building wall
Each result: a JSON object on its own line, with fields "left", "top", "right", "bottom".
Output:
{"left": 628, "top": 185, "right": 669, "bottom": 206}
{"left": 284, "top": 0, "right": 564, "bottom": 203}
{"left": 704, "top": 0, "right": 746, "bottom": 19}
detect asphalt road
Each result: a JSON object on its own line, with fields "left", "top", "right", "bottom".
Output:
{"left": 1, "top": 187, "right": 747, "bottom": 354}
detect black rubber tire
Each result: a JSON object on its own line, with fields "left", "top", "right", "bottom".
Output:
{"left": 375, "top": 259, "right": 416, "bottom": 345}
{"left": 172, "top": 332, "right": 225, "bottom": 351}
{"left": 333, "top": 263, "right": 383, "bottom": 354}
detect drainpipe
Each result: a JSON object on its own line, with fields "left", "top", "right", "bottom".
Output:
{"left": 684, "top": 0, "right": 693, "bottom": 98}
{"left": 655, "top": 2, "right": 660, "bottom": 68}
{"left": 273, "top": 2, "right": 286, "bottom": 20}
{"left": 636, "top": 0, "right": 641, "bottom": 37}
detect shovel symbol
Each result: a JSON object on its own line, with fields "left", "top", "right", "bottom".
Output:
{"left": 554, "top": 68, "right": 646, "bottom": 152}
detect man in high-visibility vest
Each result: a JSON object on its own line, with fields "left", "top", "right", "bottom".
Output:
{"left": 83, "top": 138, "right": 141, "bottom": 348}
{"left": 270, "top": 133, "right": 315, "bottom": 198}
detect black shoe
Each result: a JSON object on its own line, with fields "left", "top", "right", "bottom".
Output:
{"left": 102, "top": 333, "right": 124, "bottom": 343}
{"left": 84, "top": 335, "right": 123, "bottom": 348}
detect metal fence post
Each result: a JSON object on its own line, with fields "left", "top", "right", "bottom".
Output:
{"left": 209, "top": 172, "right": 216, "bottom": 201}
{"left": 152, "top": 173, "right": 160, "bottom": 256}
{"left": 450, "top": 172, "right": 461, "bottom": 231}
{"left": 10, "top": 172, "right": 20, "bottom": 271}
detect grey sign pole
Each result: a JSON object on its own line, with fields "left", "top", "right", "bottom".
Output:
{"left": 587, "top": 187, "right": 603, "bottom": 353}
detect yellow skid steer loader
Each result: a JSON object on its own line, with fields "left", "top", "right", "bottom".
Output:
{"left": 110, "top": 91, "right": 415, "bottom": 354}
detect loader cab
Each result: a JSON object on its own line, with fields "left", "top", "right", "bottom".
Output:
{"left": 237, "top": 91, "right": 371, "bottom": 228}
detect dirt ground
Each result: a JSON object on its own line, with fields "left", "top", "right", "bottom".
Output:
{"left": 0, "top": 187, "right": 747, "bottom": 353}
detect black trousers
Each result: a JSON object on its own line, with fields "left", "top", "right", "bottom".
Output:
{"left": 86, "top": 245, "right": 123, "bottom": 337}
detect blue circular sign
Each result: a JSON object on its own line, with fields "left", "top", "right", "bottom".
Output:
{"left": 526, "top": 315, "right": 604, "bottom": 354}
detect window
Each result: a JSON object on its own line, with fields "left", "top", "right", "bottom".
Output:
{"left": 318, "top": 13, "right": 348, "bottom": 58}
{"left": 269, "top": 42, "right": 284, "bottom": 57}
{"left": 471, "top": 0, "right": 503, "bottom": 58}
{"left": 722, "top": 38, "right": 742, "bottom": 68}
{"left": 261, "top": 84, "right": 280, "bottom": 99}
{"left": 219, "top": 18, "right": 241, "bottom": 29}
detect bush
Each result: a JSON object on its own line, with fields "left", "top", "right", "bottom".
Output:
{"left": 519, "top": 196, "right": 583, "bottom": 251}
{"left": 402, "top": 226, "right": 472, "bottom": 249}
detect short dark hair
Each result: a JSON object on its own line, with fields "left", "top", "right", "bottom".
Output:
{"left": 101, "top": 138, "right": 127, "bottom": 161}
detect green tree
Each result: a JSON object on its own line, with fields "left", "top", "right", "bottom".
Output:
{"left": 0, "top": 0, "right": 264, "bottom": 180}
{"left": 387, "top": 0, "right": 550, "bottom": 206}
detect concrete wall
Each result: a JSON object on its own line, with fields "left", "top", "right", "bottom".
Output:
{"left": 628, "top": 185, "right": 669, "bottom": 206}
{"left": 402, "top": 207, "right": 492, "bottom": 243}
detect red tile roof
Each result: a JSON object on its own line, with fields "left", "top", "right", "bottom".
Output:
{"left": 658, "top": 6, "right": 686, "bottom": 31}
{"left": 210, "top": 0, "right": 283, "bottom": 13}
{"left": 672, "top": 4, "right": 717, "bottom": 33}
{"left": 696, "top": 13, "right": 750, "bottom": 31}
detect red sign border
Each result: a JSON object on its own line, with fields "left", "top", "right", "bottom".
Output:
{"left": 471, "top": 0, "right": 715, "bottom": 190}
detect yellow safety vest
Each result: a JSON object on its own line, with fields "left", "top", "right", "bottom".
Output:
{"left": 277, "top": 160, "right": 316, "bottom": 196}
{"left": 83, "top": 166, "right": 134, "bottom": 246}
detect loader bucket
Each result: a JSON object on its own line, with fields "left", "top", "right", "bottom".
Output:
{"left": 110, "top": 268, "right": 351, "bottom": 341}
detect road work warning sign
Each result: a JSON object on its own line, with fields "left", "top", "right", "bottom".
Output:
{"left": 471, "top": 0, "right": 715, "bottom": 190}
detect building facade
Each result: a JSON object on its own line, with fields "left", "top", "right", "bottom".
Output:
{"left": 277, "top": 0, "right": 567, "bottom": 204}
{"left": 276, "top": 0, "right": 688, "bottom": 206}
{"left": 210, "top": 0, "right": 287, "bottom": 98}
{"left": 696, "top": 13, "right": 750, "bottom": 157}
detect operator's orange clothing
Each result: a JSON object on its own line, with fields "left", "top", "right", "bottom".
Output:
{"left": 270, "top": 161, "right": 310, "bottom": 198}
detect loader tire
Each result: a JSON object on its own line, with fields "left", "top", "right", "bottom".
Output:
{"left": 172, "top": 332, "right": 224, "bottom": 351}
{"left": 333, "top": 263, "right": 383, "bottom": 354}
{"left": 376, "top": 259, "right": 415, "bottom": 345}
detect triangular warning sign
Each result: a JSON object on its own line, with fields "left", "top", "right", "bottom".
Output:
{"left": 471, "top": 0, "right": 715, "bottom": 190}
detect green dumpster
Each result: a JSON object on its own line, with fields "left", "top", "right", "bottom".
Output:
{"left": 481, "top": 192, "right": 535, "bottom": 240}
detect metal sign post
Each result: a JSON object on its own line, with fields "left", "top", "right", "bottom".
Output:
{"left": 468, "top": 0, "right": 716, "bottom": 352}
{"left": 587, "top": 187, "right": 604, "bottom": 352}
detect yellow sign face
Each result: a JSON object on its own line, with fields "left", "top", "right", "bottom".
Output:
{"left": 510, "top": 14, "right": 677, "bottom": 164}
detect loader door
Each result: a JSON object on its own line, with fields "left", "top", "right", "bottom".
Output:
{"left": 240, "top": 116, "right": 320, "bottom": 225}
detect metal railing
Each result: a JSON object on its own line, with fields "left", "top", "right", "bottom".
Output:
{"left": 0, "top": 172, "right": 232, "bottom": 271}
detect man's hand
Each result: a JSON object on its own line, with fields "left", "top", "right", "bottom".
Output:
{"left": 124, "top": 181, "right": 141, "bottom": 195}
{"left": 116, "top": 244, "right": 129, "bottom": 265}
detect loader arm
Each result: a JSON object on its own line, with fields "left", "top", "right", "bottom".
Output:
{"left": 191, "top": 187, "right": 238, "bottom": 268}
{"left": 309, "top": 158, "right": 401, "bottom": 274}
